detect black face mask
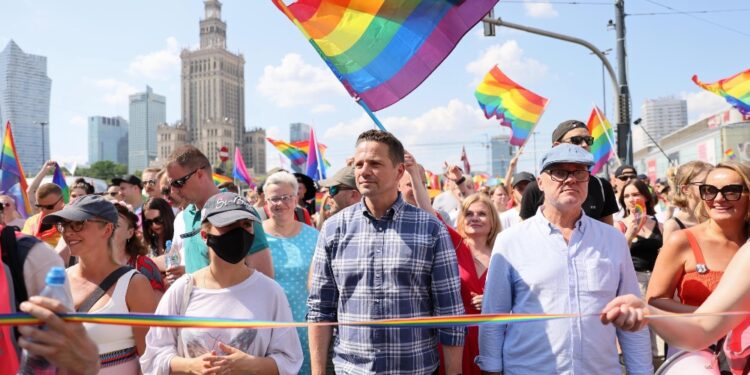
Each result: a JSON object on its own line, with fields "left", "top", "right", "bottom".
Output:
{"left": 206, "top": 226, "right": 254, "bottom": 264}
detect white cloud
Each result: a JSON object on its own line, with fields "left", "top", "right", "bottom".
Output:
{"left": 681, "top": 90, "right": 729, "bottom": 122}
{"left": 256, "top": 53, "right": 346, "bottom": 108}
{"left": 69, "top": 115, "right": 86, "bottom": 127}
{"left": 524, "top": 0, "right": 559, "bottom": 18}
{"left": 312, "top": 104, "right": 336, "bottom": 114}
{"left": 93, "top": 78, "right": 138, "bottom": 106}
{"left": 128, "top": 37, "right": 181, "bottom": 80}
{"left": 466, "top": 41, "right": 548, "bottom": 85}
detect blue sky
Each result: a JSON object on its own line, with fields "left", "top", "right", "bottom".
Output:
{"left": 2, "top": 0, "right": 747, "bottom": 176}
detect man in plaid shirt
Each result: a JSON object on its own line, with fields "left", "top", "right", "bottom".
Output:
{"left": 307, "top": 130, "right": 465, "bottom": 375}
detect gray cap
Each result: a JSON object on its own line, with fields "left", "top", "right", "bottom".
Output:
{"left": 42, "top": 195, "right": 118, "bottom": 225}
{"left": 511, "top": 172, "right": 535, "bottom": 187}
{"left": 539, "top": 143, "right": 594, "bottom": 172}
{"left": 201, "top": 192, "right": 259, "bottom": 227}
{"left": 319, "top": 166, "right": 356, "bottom": 189}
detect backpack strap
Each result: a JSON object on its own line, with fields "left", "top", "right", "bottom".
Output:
{"left": 0, "top": 226, "right": 36, "bottom": 309}
{"left": 77, "top": 266, "right": 131, "bottom": 313}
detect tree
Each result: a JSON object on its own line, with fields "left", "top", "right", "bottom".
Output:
{"left": 76, "top": 161, "right": 128, "bottom": 182}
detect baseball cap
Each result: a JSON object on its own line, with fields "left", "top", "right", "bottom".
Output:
{"left": 614, "top": 165, "right": 637, "bottom": 177}
{"left": 112, "top": 175, "right": 143, "bottom": 188}
{"left": 551, "top": 120, "right": 588, "bottom": 143}
{"left": 319, "top": 166, "right": 356, "bottom": 189}
{"left": 511, "top": 172, "right": 535, "bottom": 187}
{"left": 539, "top": 143, "right": 594, "bottom": 172}
{"left": 42, "top": 195, "right": 118, "bottom": 225}
{"left": 201, "top": 192, "right": 259, "bottom": 227}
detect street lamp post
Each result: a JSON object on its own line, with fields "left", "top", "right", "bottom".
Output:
{"left": 36, "top": 121, "right": 48, "bottom": 164}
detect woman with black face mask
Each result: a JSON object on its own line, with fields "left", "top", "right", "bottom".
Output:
{"left": 140, "top": 192, "right": 303, "bottom": 375}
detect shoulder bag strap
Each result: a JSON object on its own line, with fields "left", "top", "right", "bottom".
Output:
{"left": 77, "top": 266, "right": 131, "bottom": 313}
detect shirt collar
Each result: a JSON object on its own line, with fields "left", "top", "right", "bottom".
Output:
{"left": 360, "top": 192, "right": 405, "bottom": 221}
{"left": 534, "top": 206, "right": 587, "bottom": 234}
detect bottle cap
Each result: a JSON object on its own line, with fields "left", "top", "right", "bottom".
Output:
{"left": 165, "top": 240, "right": 172, "bottom": 251}
{"left": 45, "top": 267, "right": 66, "bottom": 285}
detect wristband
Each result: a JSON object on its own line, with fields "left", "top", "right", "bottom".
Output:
{"left": 455, "top": 176, "right": 466, "bottom": 185}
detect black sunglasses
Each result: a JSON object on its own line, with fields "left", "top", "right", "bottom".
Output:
{"left": 170, "top": 167, "right": 203, "bottom": 188}
{"left": 35, "top": 197, "right": 63, "bottom": 210}
{"left": 617, "top": 174, "right": 637, "bottom": 182}
{"left": 145, "top": 216, "right": 164, "bottom": 226}
{"left": 329, "top": 185, "right": 354, "bottom": 197}
{"left": 699, "top": 184, "right": 747, "bottom": 201}
{"left": 563, "top": 136, "right": 595, "bottom": 146}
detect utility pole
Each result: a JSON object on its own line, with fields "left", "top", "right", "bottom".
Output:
{"left": 615, "top": 0, "right": 633, "bottom": 165}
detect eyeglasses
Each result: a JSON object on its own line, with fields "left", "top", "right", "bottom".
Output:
{"left": 55, "top": 219, "right": 109, "bottom": 234}
{"left": 143, "top": 179, "right": 157, "bottom": 186}
{"left": 35, "top": 197, "right": 63, "bottom": 210}
{"left": 329, "top": 185, "right": 354, "bottom": 197}
{"left": 617, "top": 174, "right": 637, "bottom": 182}
{"left": 544, "top": 169, "right": 590, "bottom": 183}
{"left": 145, "top": 216, "right": 164, "bottom": 227}
{"left": 562, "top": 136, "right": 595, "bottom": 146}
{"left": 698, "top": 184, "right": 747, "bottom": 201}
{"left": 106, "top": 191, "right": 120, "bottom": 197}
{"left": 170, "top": 167, "right": 203, "bottom": 188}
{"left": 267, "top": 194, "right": 294, "bottom": 205}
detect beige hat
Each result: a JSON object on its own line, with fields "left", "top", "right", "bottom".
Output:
{"left": 319, "top": 166, "right": 356, "bottom": 189}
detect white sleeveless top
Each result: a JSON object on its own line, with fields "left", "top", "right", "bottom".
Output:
{"left": 83, "top": 269, "right": 137, "bottom": 354}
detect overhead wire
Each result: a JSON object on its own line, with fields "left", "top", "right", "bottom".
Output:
{"left": 642, "top": 0, "right": 750, "bottom": 38}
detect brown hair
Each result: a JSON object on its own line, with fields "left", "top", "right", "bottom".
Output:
{"left": 114, "top": 203, "right": 148, "bottom": 257}
{"left": 618, "top": 179, "right": 656, "bottom": 217}
{"left": 141, "top": 197, "right": 175, "bottom": 254}
{"left": 355, "top": 130, "right": 405, "bottom": 165}
{"left": 669, "top": 161, "right": 713, "bottom": 209}
{"left": 457, "top": 193, "right": 502, "bottom": 248}
{"left": 166, "top": 145, "right": 211, "bottom": 172}
{"left": 37, "top": 183, "right": 62, "bottom": 200}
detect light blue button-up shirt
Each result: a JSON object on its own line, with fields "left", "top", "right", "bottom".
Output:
{"left": 476, "top": 209, "right": 652, "bottom": 375}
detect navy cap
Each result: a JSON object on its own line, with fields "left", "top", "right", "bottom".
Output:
{"left": 201, "top": 192, "right": 259, "bottom": 227}
{"left": 539, "top": 144, "right": 594, "bottom": 172}
{"left": 112, "top": 175, "right": 142, "bottom": 188}
{"left": 42, "top": 194, "right": 118, "bottom": 225}
{"left": 511, "top": 172, "right": 535, "bottom": 187}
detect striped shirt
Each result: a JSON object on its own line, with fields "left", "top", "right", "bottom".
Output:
{"left": 307, "top": 194, "right": 465, "bottom": 375}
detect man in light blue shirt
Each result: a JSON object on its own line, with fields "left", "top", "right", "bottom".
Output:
{"left": 477, "top": 144, "right": 652, "bottom": 375}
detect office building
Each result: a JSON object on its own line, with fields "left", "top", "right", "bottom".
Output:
{"left": 129, "top": 86, "right": 165, "bottom": 173}
{"left": 635, "top": 97, "right": 688, "bottom": 152}
{"left": 88, "top": 116, "right": 128, "bottom": 165}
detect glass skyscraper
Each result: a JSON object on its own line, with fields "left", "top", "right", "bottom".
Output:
{"left": 88, "top": 116, "right": 128, "bottom": 166}
{"left": 128, "top": 86, "right": 165, "bottom": 173}
{"left": 0, "top": 40, "right": 52, "bottom": 174}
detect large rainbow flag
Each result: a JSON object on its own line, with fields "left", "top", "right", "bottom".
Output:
{"left": 475, "top": 65, "right": 549, "bottom": 146}
{"left": 586, "top": 106, "right": 616, "bottom": 174}
{"left": 267, "top": 138, "right": 308, "bottom": 167}
{"left": 272, "top": 0, "right": 498, "bottom": 112}
{"left": 0, "top": 122, "right": 32, "bottom": 218}
{"left": 693, "top": 68, "right": 750, "bottom": 115}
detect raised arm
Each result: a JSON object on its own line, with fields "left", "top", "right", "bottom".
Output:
{"left": 503, "top": 148, "right": 522, "bottom": 196}
{"left": 405, "top": 151, "right": 435, "bottom": 216}
{"left": 27, "top": 160, "right": 57, "bottom": 209}
{"left": 444, "top": 162, "right": 471, "bottom": 198}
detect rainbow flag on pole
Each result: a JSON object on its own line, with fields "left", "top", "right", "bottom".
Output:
{"left": 52, "top": 163, "right": 70, "bottom": 203}
{"left": 0, "top": 122, "right": 32, "bottom": 218}
{"left": 212, "top": 173, "right": 233, "bottom": 186}
{"left": 267, "top": 138, "right": 308, "bottom": 167}
{"left": 232, "top": 147, "right": 256, "bottom": 188}
{"left": 290, "top": 140, "right": 332, "bottom": 168}
{"left": 475, "top": 65, "right": 549, "bottom": 146}
{"left": 693, "top": 69, "right": 750, "bottom": 115}
{"left": 272, "top": 0, "right": 498, "bottom": 112}
{"left": 586, "top": 106, "right": 617, "bottom": 174}
{"left": 305, "top": 127, "right": 327, "bottom": 181}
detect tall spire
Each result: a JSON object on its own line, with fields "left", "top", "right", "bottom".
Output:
{"left": 200, "top": 0, "right": 226, "bottom": 49}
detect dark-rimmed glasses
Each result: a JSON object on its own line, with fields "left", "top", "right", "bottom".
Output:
{"left": 562, "top": 136, "right": 595, "bottom": 146}
{"left": 56, "top": 219, "right": 109, "bottom": 234}
{"left": 698, "top": 184, "right": 747, "bottom": 201}
{"left": 35, "top": 197, "right": 63, "bottom": 210}
{"left": 329, "top": 185, "right": 354, "bottom": 197}
{"left": 544, "top": 169, "right": 590, "bottom": 183}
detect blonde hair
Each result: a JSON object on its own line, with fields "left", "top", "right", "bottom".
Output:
{"left": 697, "top": 161, "right": 750, "bottom": 223}
{"left": 457, "top": 193, "right": 502, "bottom": 249}
{"left": 669, "top": 161, "right": 713, "bottom": 209}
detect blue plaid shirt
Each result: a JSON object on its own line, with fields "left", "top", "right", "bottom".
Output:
{"left": 307, "top": 194, "right": 465, "bottom": 375}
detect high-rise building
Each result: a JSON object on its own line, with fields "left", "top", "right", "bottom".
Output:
{"left": 490, "top": 135, "right": 514, "bottom": 178}
{"left": 0, "top": 40, "right": 51, "bottom": 173}
{"left": 128, "top": 86, "right": 165, "bottom": 173}
{"left": 242, "top": 127, "right": 266, "bottom": 176}
{"left": 88, "top": 116, "right": 128, "bottom": 165}
{"left": 636, "top": 97, "right": 688, "bottom": 151}
{"left": 290, "top": 122, "right": 310, "bottom": 143}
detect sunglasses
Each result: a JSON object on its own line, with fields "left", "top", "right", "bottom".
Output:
{"left": 56, "top": 219, "right": 109, "bottom": 234}
{"left": 170, "top": 167, "right": 203, "bottom": 188}
{"left": 563, "top": 135, "right": 595, "bottom": 146}
{"left": 698, "top": 184, "right": 747, "bottom": 201}
{"left": 544, "top": 169, "right": 590, "bottom": 183}
{"left": 617, "top": 174, "right": 637, "bottom": 182}
{"left": 329, "top": 185, "right": 354, "bottom": 197}
{"left": 267, "top": 194, "right": 294, "bottom": 205}
{"left": 143, "top": 179, "right": 157, "bottom": 186}
{"left": 0, "top": 202, "right": 11, "bottom": 208}
{"left": 35, "top": 197, "right": 63, "bottom": 210}
{"left": 145, "top": 216, "right": 164, "bottom": 227}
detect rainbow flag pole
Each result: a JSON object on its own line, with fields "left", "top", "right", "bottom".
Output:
{"left": 593, "top": 104, "right": 621, "bottom": 166}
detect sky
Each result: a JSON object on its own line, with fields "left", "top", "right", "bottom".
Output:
{"left": 2, "top": 0, "right": 748, "bottom": 177}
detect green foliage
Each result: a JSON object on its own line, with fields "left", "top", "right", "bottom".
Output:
{"left": 76, "top": 160, "right": 128, "bottom": 181}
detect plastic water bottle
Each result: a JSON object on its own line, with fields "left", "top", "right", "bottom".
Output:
{"left": 164, "top": 240, "right": 180, "bottom": 269}
{"left": 18, "top": 267, "right": 72, "bottom": 375}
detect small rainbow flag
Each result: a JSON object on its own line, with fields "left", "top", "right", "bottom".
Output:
{"left": 273, "top": 0, "right": 499, "bottom": 112}
{"left": 0, "top": 122, "right": 32, "bottom": 218}
{"left": 212, "top": 173, "right": 233, "bottom": 186}
{"left": 266, "top": 138, "right": 307, "bottom": 167}
{"left": 472, "top": 173, "right": 489, "bottom": 190}
{"left": 693, "top": 69, "right": 750, "bottom": 115}
{"left": 586, "top": 106, "right": 616, "bottom": 174}
{"left": 52, "top": 163, "right": 69, "bottom": 203}
{"left": 232, "top": 147, "right": 256, "bottom": 189}
{"left": 315, "top": 191, "right": 325, "bottom": 213}
{"left": 725, "top": 148, "right": 737, "bottom": 160}
{"left": 476, "top": 65, "right": 549, "bottom": 146}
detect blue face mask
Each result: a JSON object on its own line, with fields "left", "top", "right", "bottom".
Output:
{"left": 206, "top": 226, "right": 254, "bottom": 264}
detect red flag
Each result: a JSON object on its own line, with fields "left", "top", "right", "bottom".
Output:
{"left": 461, "top": 146, "right": 471, "bottom": 174}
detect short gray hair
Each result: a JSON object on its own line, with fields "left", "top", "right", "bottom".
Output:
{"left": 263, "top": 171, "right": 299, "bottom": 196}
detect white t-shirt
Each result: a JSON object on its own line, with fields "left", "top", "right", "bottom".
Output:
{"left": 139, "top": 271, "right": 303, "bottom": 375}
{"left": 499, "top": 208, "right": 522, "bottom": 230}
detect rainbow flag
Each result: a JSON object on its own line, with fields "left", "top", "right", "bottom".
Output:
{"left": 212, "top": 173, "right": 233, "bottom": 186}
{"left": 472, "top": 173, "right": 489, "bottom": 190}
{"left": 476, "top": 65, "right": 549, "bottom": 146}
{"left": 315, "top": 191, "right": 325, "bottom": 213}
{"left": 273, "top": 0, "right": 498, "bottom": 112}
{"left": 290, "top": 140, "right": 332, "bottom": 168}
{"left": 52, "top": 163, "right": 70, "bottom": 203}
{"left": 725, "top": 148, "right": 737, "bottom": 160}
{"left": 305, "top": 127, "right": 327, "bottom": 181}
{"left": 586, "top": 106, "right": 616, "bottom": 174}
{"left": 0, "top": 122, "right": 32, "bottom": 218}
{"left": 693, "top": 69, "right": 750, "bottom": 115}
{"left": 232, "top": 147, "right": 256, "bottom": 189}
{"left": 267, "top": 138, "right": 308, "bottom": 167}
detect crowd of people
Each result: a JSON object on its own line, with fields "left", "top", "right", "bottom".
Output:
{"left": 1, "top": 122, "right": 749, "bottom": 375}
